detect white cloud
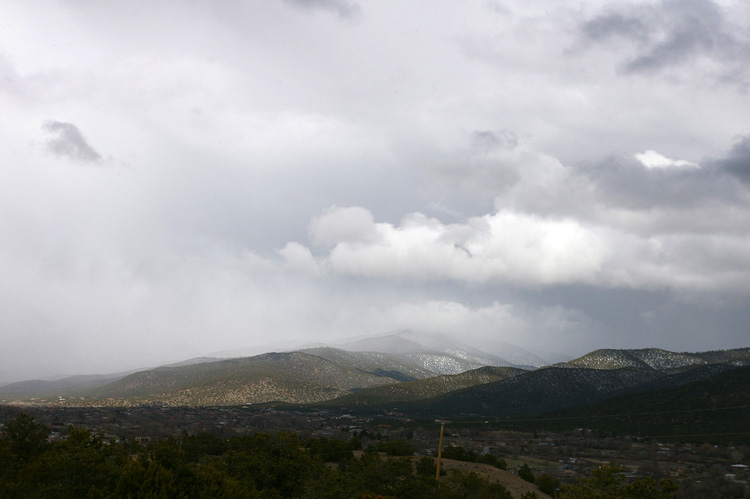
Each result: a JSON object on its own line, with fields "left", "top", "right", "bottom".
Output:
{"left": 277, "top": 242, "right": 320, "bottom": 275}
{"left": 309, "top": 206, "right": 381, "bottom": 249}
{"left": 635, "top": 150, "right": 699, "bottom": 169}
{"left": 314, "top": 207, "right": 603, "bottom": 286}
{"left": 306, "top": 205, "right": 750, "bottom": 294}
{"left": 317, "top": 207, "right": 607, "bottom": 286}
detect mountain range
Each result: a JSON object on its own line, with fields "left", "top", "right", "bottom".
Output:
{"left": 0, "top": 330, "right": 541, "bottom": 404}
{"left": 1, "top": 334, "right": 748, "bottom": 433}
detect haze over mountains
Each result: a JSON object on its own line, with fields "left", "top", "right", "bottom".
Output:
{"left": 2, "top": 331, "right": 748, "bottom": 429}
{"left": 0, "top": 331, "right": 540, "bottom": 401}
{"left": 333, "top": 330, "right": 547, "bottom": 369}
{"left": 212, "top": 330, "right": 548, "bottom": 373}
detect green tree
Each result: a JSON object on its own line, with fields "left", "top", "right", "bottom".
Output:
{"left": 22, "top": 426, "right": 126, "bottom": 497}
{"left": 381, "top": 438, "right": 415, "bottom": 456}
{"left": 337, "top": 454, "right": 423, "bottom": 498}
{"left": 2, "top": 413, "right": 50, "bottom": 462}
{"left": 114, "top": 458, "right": 178, "bottom": 498}
{"left": 194, "top": 462, "right": 252, "bottom": 499}
{"left": 349, "top": 436, "right": 363, "bottom": 450}
{"left": 518, "top": 463, "right": 535, "bottom": 483}
{"left": 307, "top": 437, "right": 355, "bottom": 462}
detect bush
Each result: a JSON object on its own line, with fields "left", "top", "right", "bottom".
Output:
{"left": 441, "top": 445, "right": 478, "bottom": 462}
{"left": 558, "top": 464, "right": 678, "bottom": 499}
{"left": 535, "top": 473, "right": 560, "bottom": 495}
{"left": 380, "top": 439, "right": 415, "bottom": 456}
{"left": 416, "top": 456, "right": 437, "bottom": 476}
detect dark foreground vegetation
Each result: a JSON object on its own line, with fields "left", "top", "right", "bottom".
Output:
{"left": 0, "top": 413, "right": 690, "bottom": 498}
{"left": 1, "top": 413, "right": 514, "bottom": 498}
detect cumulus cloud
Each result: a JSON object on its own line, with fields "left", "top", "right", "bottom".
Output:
{"left": 277, "top": 242, "right": 320, "bottom": 275}
{"left": 309, "top": 206, "right": 381, "bottom": 249}
{"left": 312, "top": 207, "right": 589, "bottom": 285}
{"left": 305, "top": 149, "right": 750, "bottom": 293}
{"left": 422, "top": 131, "right": 574, "bottom": 217}
{"left": 325, "top": 208, "right": 745, "bottom": 292}
{"left": 42, "top": 120, "right": 102, "bottom": 163}
{"left": 367, "top": 134, "right": 750, "bottom": 293}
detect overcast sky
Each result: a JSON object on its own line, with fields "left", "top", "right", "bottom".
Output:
{"left": 1, "top": 0, "right": 749, "bottom": 383}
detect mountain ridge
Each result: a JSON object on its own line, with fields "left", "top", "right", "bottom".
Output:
{"left": 1, "top": 344, "right": 748, "bottom": 413}
{"left": 558, "top": 347, "right": 750, "bottom": 371}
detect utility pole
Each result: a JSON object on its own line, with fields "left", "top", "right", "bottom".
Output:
{"left": 435, "top": 423, "right": 445, "bottom": 481}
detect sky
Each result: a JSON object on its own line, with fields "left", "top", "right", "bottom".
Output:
{"left": 1, "top": 0, "right": 749, "bottom": 383}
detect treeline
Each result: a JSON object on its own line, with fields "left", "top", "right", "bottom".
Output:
{"left": 1, "top": 414, "right": 513, "bottom": 498}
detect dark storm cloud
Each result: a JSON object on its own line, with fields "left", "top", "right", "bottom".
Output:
{"left": 524, "top": 284, "right": 750, "bottom": 353}
{"left": 282, "top": 0, "right": 360, "bottom": 18}
{"left": 581, "top": 12, "right": 648, "bottom": 40}
{"left": 576, "top": 138, "right": 750, "bottom": 213}
{"left": 42, "top": 120, "right": 102, "bottom": 163}
{"left": 579, "top": 157, "right": 710, "bottom": 209}
{"left": 580, "top": 0, "right": 750, "bottom": 83}
{"left": 714, "top": 136, "right": 750, "bottom": 183}
{"left": 624, "top": 0, "right": 728, "bottom": 73}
